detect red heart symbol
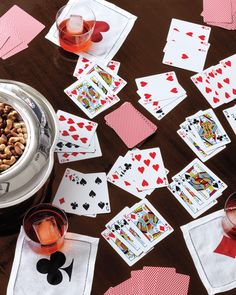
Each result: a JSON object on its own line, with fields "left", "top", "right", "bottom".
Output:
{"left": 80, "top": 137, "right": 88, "bottom": 143}
{"left": 114, "top": 81, "right": 120, "bottom": 87}
{"left": 109, "top": 232, "right": 116, "bottom": 238}
{"left": 124, "top": 181, "right": 131, "bottom": 186}
{"left": 72, "top": 134, "right": 79, "bottom": 140}
{"left": 85, "top": 125, "right": 93, "bottom": 131}
{"left": 78, "top": 69, "right": 83, "bottom": 74}
{"left": 82, "top": 57, "right": 89, "bottom": 63}
{"left": 156, "top": 177, "right": 163, "bottom": 184}
{"left": 59, "top": 115, "right": 66, "bottom": 121}
{"left": 225, "top": 92, "right": 230, "bottom": 98}
{"left": 170, "top": 87, "right": 178, "bottom": 93}
{"left": 149, "top": 152, "right": 156, "bottom": 159}
{"left": 67, "top": 118, "right": 74, "bottom": 124}
{"left": 209, "top": 72, "right": 214, "bottom": 78}
{"left": 166, "top": 75, "right": 174, "bottom": 81}
{"left": 101, "top": 100, "right": 107, "bottom": 105}
{"left": 62, "top": 130, "right": 69, "bottom": 136}
{"left": 135, "top": 154, "right": 142, "bottom": 161}
{"left": 69, "top": 126, "right": 76, "bottom": 132}
{"left": 140, "top": 81, "right": 147, "bottom": 87}
{"left": 153, "top": 101, "right": 159, "bottom": 106}
{"left": 71, "top": 152, "right": 79, "bottom": 156}
{"left": 196, "top": 76, "right": 203, "bottom": 83}
{"left": 217, "top": 82, "right": 223, "bottom": 89}
{"left": 181, "top": 53, "right": 189, "bottom": 59}
{"left": 91, "top": 21, "right": 110, "bottom": 42}
{"left": 223, "top": 78, "right": 230, "bottom": 84}
{"left": 205, "top": 87, "right": 212, "bottom": 93}
{"left": 199, "top": 35, "right": 205, "bottom": 40}
{"left": 77, "top": 122, "right": 84, "bottom": 128}
{"left": 186, "top": 32, "right": 193, "bottom": 37}
{"left": 112, "top": 174, "right": 119, "bottom": 179}
{"left": 144, "top": 159, "right": 150, "bottom": 166}
{"left": 233, "top": 89, "right": 236, "bottom": 95}
{"left": 108, "top": 64, "right": 115, "bottom": 71}
{"left": 71, "top": 89, "right": 77, "bottom": 95}
{"left": 138, "top": 167, "right": 145, "bottom": 173}
{"left": 142, "top": 179, "right": 149, "bottom": 187}
{"left": 213, "top": 97, "right": 219, "bottom": 103}
{"left": 84, "top": 64, "right": 89, "bottom": 69}
{"left": 144, "top": 93, "right": 151, "bottom": 99}
{"left": 225, "top": 61, "right": 231, "bottom": 67}
{"left": 216, "top": 68, "right": 222, "bottom": 74}
{"left": 153, "top": 164, "right": 159, "bottom": 171}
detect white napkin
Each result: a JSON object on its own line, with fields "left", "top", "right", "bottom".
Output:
{"left": 7, "top": 227, "right": 99, "bottom": 295}
{"left": 181, "top": 209, "right": 236, "bottom": 295}
{"left": 45, "top": 0, "right": 137, "bottom": 63}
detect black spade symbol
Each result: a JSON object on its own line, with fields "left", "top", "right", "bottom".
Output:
{"left": 114, "top": 224, "right": 120, "bottom": 230}
{"left": 213, "top": 182, "right": 219, "bottom": 188}
{"left": 89, "top": 190, "right": 96, "bottom": 198}
{"left": 83, "top": 203, "right": 90, "bottom": 210}
{"left": 156, "top": 109, "right": 163, "bottom": 114}
{"left": 95, "top": 177, "right": 102, "bottom": 184}
{"left": 176, "top": 186, "right": 180, "bottom": 192}
{"left": 80, "top": 178, "right": 87, "bottom": 185}
{"left": 185, "top": 174, "right": 190, "bottom": 180}
{"left": 98, "top": 201, "right": 105, "bottom": 209}
{"left": 65, "top": 142, "right": 72, "bottom": 148}
{"left": 123, "top": 219, "right": 128, "bottom": 226}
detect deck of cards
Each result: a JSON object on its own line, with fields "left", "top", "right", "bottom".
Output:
{"left": 168, "top": 158, "right": 227, "bottom": 218}
{"left": 55, "top": 110, "right": 102, "bottom": 163}
{"left": 136, "top": 72, "right": 187, "bottom": 120}
{"left": 107, "top": 147, "right": 168, "bottom": 199}
{"left": 101, "top": 199, "right": 173, "bottom": 266}
{"left": 178, "top": 109, "right": 230, "bottom": 162}
{"left": 64, "top": 57, "right": 126, "bottom": 119}
{"left": 0, "top": 5, "right": 44, "bottom": 60}
{"left": 104, "top": 266, "right": 190, "bottom": 294}
{"left": 202, "top": 0, "right": 236, "bottom": 30}
{"left": 192, "top": 54, "right": 236, "bottom": 108}
{"left": 53, "top": 168, "right": 110, "bottom": 216}
{"left": 223, "top": 104, "right": 236, "bottom": 135}
{"left": 163, "top": 19, "right": 211, "bottom": 72}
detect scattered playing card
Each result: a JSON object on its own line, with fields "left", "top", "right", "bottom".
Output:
{"left": 53, "top": 168, "right": 110, "bottom": 215}
{"left": 163, "top": 19, "right": 211, "bottom": 72}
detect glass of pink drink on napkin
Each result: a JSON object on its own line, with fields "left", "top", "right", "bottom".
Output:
{"left": 56, "top": 4, "right": 95, "bottom": 54}
{"left": 222, "top": 192, "right": 236, "bottom": 239}
{"left": 23, "top": 203, "right": 68, "bottom": 254}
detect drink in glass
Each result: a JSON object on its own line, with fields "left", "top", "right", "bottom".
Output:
{"left": 222, "top": 192, "right": 236, "bottom": 239}
{"left": 56, "top": 4, "right": 95, "bottom": 53}
{"left": 23, "top": 203, "right": 68, "bottom": 254}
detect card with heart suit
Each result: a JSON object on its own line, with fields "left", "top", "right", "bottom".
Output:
{"left": 223, "top": 104, "right": 236, "bottom": 135}
{"left": 172, "top": 158, "right": 227, "bottom": 203}
{"left": 53, "top": 168, "right": 110, "bottom": 215}
{"left": 45, "top": 0, "right": 137, "bottom": 63}
{"left": 56, "top": 110, "right": 98, "bottom": 147}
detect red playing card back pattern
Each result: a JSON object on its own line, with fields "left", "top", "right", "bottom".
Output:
{"left": 105, "top": 102, "right": 157, "bottom": 148}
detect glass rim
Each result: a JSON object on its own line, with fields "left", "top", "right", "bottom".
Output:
{"left": 224, "top": 192, "right": 236, "bottom": 226}
{"left": 23, "top": 203, "right": 68, "bottom": 244}
{"left": 55, "top": 4, "right": 96, "bottom": 37}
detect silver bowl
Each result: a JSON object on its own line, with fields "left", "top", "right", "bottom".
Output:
{"left": 0, "top": 80, "right": 58, "bottom": 208}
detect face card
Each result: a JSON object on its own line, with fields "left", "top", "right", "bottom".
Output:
{"left": 125, "top": 199, "right": 173, "bottom": 248}
{"left": 57, "top": 110, "right": 98, "bottom": 147}
{"left": 53, "top": 169, "right": 110, "bottom": 215}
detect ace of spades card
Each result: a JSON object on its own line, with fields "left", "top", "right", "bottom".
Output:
{"left": 53, "top": 168, "right": 110, "bottom": 215}
{"left": 7, "top": 229, "right": 99, "bottom": 295}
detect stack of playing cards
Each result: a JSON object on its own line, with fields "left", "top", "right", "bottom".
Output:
{"left": 163, "top": 19, "right": 211, "bottom": 72}
{"left": 178, "top": 109, "right": 230, "bottom": 162}
{"left": 136, "top": 71, "right": 187, "bottom": 120}
{"left": 64, "top": 58, "right": 126, "bottom": 119}
{"left": 0, "top": 5, "right": 44, "bottom": 60}
{"left": 101, "top": 199, "right": 173, "bottom": 266}
{"left": 202, "top": 0, "right": 236, "bottom": 30}
{"left": 56, "top": 110, "right": 102, "bottom": 163}
{"left": 107, "top": 147, "right": 168, "bottom": 199}
{"left": 168, "top": 158, "right": 227, "bottom": 218}
{"left": 223, "top": 104, "right": 236, "bottom": 135}
{"left": 53, "top": 168, "right": 110, "bottom": 217}
{"left": 104, "top": 266, "right": 190, "bottom": 294}
{"left": 105, "top": 102, "right": 157, "bottom": 148}
{"left": 191, "top": 54, "right": 236, "bottom": 108}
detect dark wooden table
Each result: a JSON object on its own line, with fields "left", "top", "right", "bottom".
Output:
{"left": 0, "top": 0, "right": 236, "bottom": 294}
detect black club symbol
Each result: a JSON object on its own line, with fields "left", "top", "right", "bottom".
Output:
{"left": 71, "top": 202, "right": 78, "bottom": 210}
{"left": 36, "top": 252, "right": 74, "bottom": 285}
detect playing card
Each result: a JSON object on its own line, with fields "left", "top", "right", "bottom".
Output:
{"left": 53, "top": 168, "right": 110, "bottom": 215}
{"left": 57, "top": 110, "right": 98, "bottom": 147}
{"left": 130, "top": 270, "right": 145, "bottom": 295}
{"left": 172, "top": 158, "right": 227, "bottom": 202}
{"left": 125, "top": 199, "right": 173, "bottom": 248}
{"left": 130, "top": 148, "right": 168, "bottom": 190}
{"left": 223, "top": 104, "right": 236, "bottom": 135}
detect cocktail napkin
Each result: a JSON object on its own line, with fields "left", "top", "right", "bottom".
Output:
{"left": 45, "top": 0, "right": 137, "bottom": 63}
{"left": 7, "top": 227, "right": 99, "bottom": 295}
{"left": 181, "top": 209, "right": 236, "bottom": 295}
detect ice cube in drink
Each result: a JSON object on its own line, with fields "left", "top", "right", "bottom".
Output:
{"left": 33, "top": 216, "right": 61, "bottom": 245}
{"left": 66, "top": 15, "right": 84, "bottom": 34}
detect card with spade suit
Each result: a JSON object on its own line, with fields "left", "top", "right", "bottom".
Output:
{"left": 53, "top": 168, "right": 110, "bottom": 215}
